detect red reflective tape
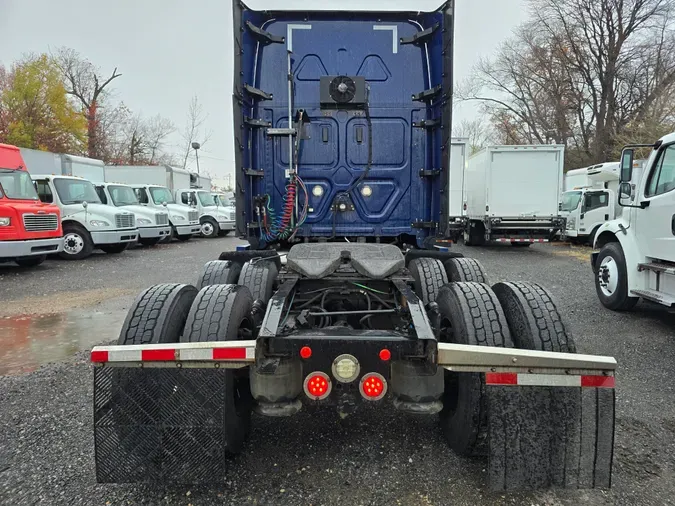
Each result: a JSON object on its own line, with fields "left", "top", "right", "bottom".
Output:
{"left": 213, "top": 347, "right": 247, "bottom": 360}
{"left": 141, "top": 349, "right": 176, "bottom": 361}
{"left": 485, "top": 372, "right": 518, "bottom": 385}
{"left": 90, "top": 350, "right": 108, "bottom": 363}
{"left": 581, "top": 375, "right": 615, "bottom": 388}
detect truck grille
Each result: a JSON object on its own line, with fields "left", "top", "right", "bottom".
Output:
{"left": 229, "top": 210, "right": 236, "bottom": 221}
{"left": 115, "top": 214, "right": 135, "bottom": 229}
{"left": 156, "top": 213, "right": 169, "bottom": 226}
{"left": 188, "top": 210, "right": 199, "bottom": 222}
{"left": 23, "top": 213, "right": 59, "bottom": 232}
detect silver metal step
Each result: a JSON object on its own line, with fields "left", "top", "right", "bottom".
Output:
{"left": 630, "top": 289, "right": 675, "bottom": 306}
{"left": 638, "top": 262, "right": 675, "bottom": 275}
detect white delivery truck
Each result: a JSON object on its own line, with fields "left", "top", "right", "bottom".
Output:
{"left": 22, "top": 148, "right": 139, "bottom": 260}
{"left": 463, "top": 144, "right": 566, "bottom": 246}
{"left": 94, "top": 182, "right": 171, "bottom": 246}
{"left": 561, "top": 162, "right": 644, "bottom": 245}
{"left": 563, "top": 167, "right": 600, "bottom": 191}
{"left": 175, "top": 187, "right": 235, "bottom": 238}
{"left": 446, "top": 138, "right": 469, "bottom": 241}
{"left": 592, "top": 132, "right": 675, "bottom": 310}
{"left": 104, "top": 165, "right": 201, "bottom": 241}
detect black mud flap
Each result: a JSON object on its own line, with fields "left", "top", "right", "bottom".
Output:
{"left": 94, "top": 367, "right": 229, "bottom": 484}
{"left": 487, "top": 386, "right": 615, "bottom": 491}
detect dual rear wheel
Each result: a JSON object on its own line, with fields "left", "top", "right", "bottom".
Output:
{"left": 408, "top": 257, "right": 576, "bottom": 456}
{"left": 116, "top": 256, "right": 575, "bottom": 460}
{"left": 114, "top": 259, "right": 280, "bottom": 456}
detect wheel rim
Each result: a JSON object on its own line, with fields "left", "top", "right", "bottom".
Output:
{"left": 63, "top": 233, "right": 84, "bottom": 255}
{"left": 598, "top": 256, "right": 619, "bottom": 297}
{"left": 201, "top": 222, "right": 214, "bottom": 236}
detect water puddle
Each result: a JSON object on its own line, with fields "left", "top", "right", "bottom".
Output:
{"left": 0, "top": 309, "right": 125, "bottom": 376}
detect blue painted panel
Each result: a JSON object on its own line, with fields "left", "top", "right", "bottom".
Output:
{"left": 234, "top": 5, "right": 453, "bottom": 247}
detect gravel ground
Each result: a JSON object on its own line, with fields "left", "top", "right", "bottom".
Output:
{"left": 1, "top": 239, "right": 675, "bottom": 505}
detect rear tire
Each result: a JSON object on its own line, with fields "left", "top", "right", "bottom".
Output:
{"left": 176, "top": 234, "right": 192, "bottom": 242}
{"left": 594, "top": 242, "right": 638, "bottom": 311}
{"left": 197, "top": 260, "right": 242, "bottom": 289}
{"left": 112, "top": 284, "right": 198, "bottom": 451}
{"left": 60, "top": 223, "right": 94, "bottom": 260}
{"left": 100, "top": 243, "right": 128, "bottom": 254}
{"left": 14, "top": 255, "right": 47, "bottom": 267}
{"left": 238, "top": 261, "right": 278, "bottom": 304}
{"left": 492, "top": 281, "right": 576, "bottom": 352}
{"left": 409, "top": 257, "right": 448, "bottom": 305}
{"left": 118, "top": 283, "right": 198, "bottom": 345}
{"left": 444, "top": 257, "right": 488, "bottom": 284}
{"left": 436, "top": 282, "right": 513, "bottom": 456}
{"left": 182, "top": 284, "right": 254, "bottom": 454}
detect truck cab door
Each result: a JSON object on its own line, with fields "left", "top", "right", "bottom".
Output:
{"left": 580, "top": 191, "right": 610, "bottom": 235}
{"left": 635, "top": 142, "right": 675, "bottom": 262}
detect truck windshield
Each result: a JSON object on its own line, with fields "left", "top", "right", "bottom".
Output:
{"left": 150, "top": 187, "right": 175, "bottom": 205}
{"left": 0, "top": 169, "right": 40, "bottom": 200}
{"left": 214, "top": 194, "right": 229, "bottom": 206}
{"left": 53, "top": 178, "right": 102, "bottom": 204}
{"left": 197, "top": 191, "right": 216, "bottom": 207}
{"left": 109, "top": 185, "right": 140, "bottom": 206}
{"left": 561, "top": 191, "right": 582, "bottom": 212}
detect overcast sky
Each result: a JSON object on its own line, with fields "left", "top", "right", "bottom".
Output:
{"left": 1, "top": 0, "right": 528, "bottom": 180}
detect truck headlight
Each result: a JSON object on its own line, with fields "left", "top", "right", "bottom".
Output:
{"left": 171, "top": 215, "right": 186, "bottom": 221}
{"left": 566, "top": 218, "right": 576, "bottom": 229}
{"left": 137, "top": 218, "right": 152, "bottom": 226}
{"left": 90, "top": 220, "right": 110, "bottom": 227}
{"left": 0, "top": 217, "right": 10, "bottom": 226}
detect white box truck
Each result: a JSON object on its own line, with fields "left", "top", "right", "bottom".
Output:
{"left": 21, "top": 148, "right": 139, "bottom": 260}
{"left": 190, "top": 173, "right": 212, "bottom": 190}
{"left": 561, "top": 162, "right": 644, "bottom": 245}
{"left": 592, "top": 132, "right": 675, "bottom": 310}
{"left": 563, "top": 167, "right": 602, "bottom": 191}
{"left": 104, "top": 165, "right": 201, "bottom": 241}
{"left": 463, "top": 145, "right": 566, "bottom": 246}
{"left": 94, "top": 182, "right": 171, "bottom": 246}
{"left": 446, "top": 138, "right": 469, "bottom": 241}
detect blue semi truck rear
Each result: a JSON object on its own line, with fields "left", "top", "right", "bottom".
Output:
{"left": 233, "top": 3, "right": 453, "bottom": 248}
{"left": 88, "top": 3, "right": 617, "bottom": 492}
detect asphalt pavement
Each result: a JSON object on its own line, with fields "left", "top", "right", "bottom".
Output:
{"left": 1, "top": 239, "right": 674, "bottom": 505}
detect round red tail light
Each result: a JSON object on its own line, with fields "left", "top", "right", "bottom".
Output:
{"left": 379, "top": 348, "right": 391, "bottom": 361}
{"left": 303, "top": 372, "right": 331, "bottom": 400}
{"left": 359, "top": 373, "right": 387, "bottom": 401}
{"left": 300, "top": 346, "right": 312, "bottom": 359}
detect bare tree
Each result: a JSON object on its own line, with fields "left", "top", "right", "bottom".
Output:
{"left": 145, "top": 115, "right": 175, "bottom": 164}
{"left": 54, "top": 47, "right": 122, "bottom": 159}
{"left": 460, "top": 0, "right": 675, "bottom": 169}
{"left": 453, "top": 118, "right": 495, "bottom": 155}
{"left": 181, "top": 95, "right": 212, "bottom": 170}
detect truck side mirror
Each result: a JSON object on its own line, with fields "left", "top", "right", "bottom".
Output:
{"left": 83, "top": 201, "right": 88, "bottom": 209}
{"left": 619, "top": 182, "right": 632, "bottom": 199}
{"left": 620, "top": 149, "right": 634, "bottom": 183}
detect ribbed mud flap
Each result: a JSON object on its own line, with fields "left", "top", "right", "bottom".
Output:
{"left": 93, "top": 367, "right": 229, "bottom": 483}
{"left": 487, "top": 386, "right": 615, "bottom": 491}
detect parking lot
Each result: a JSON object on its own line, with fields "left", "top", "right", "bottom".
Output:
{"left": 1, "top": 239, "right": 675, "bottom": 505}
